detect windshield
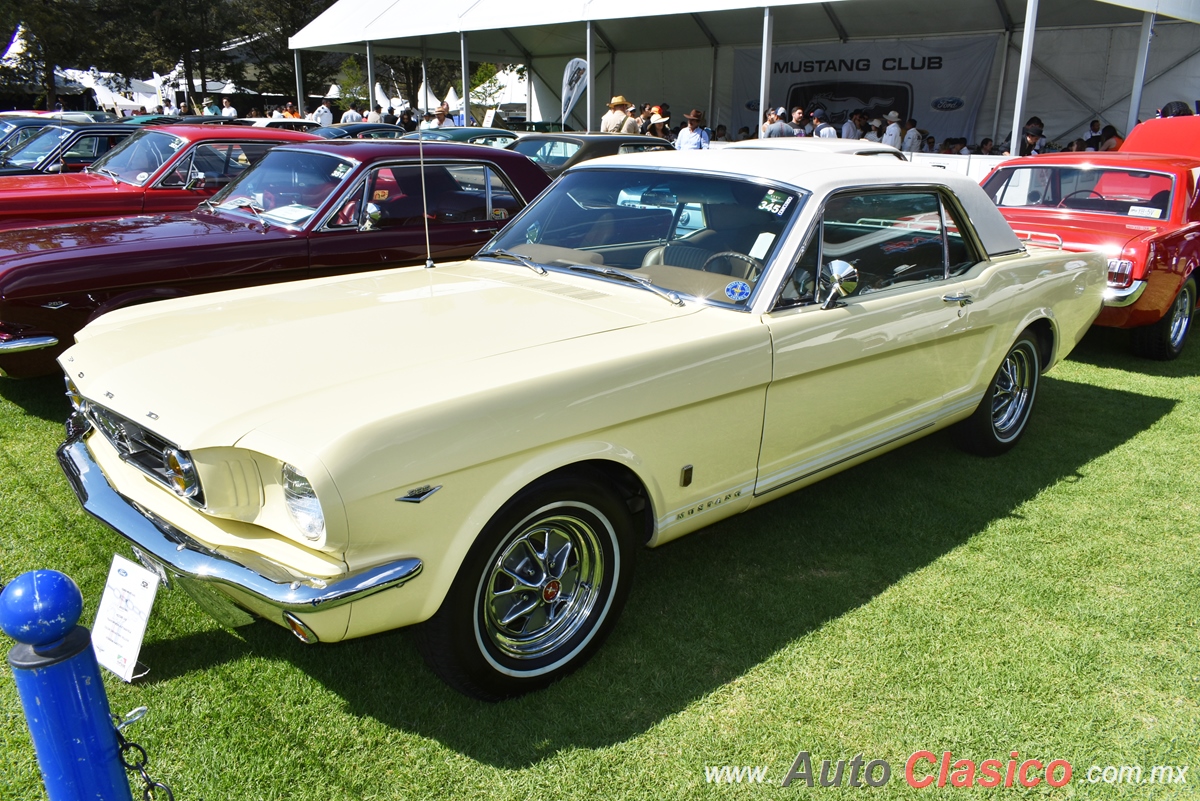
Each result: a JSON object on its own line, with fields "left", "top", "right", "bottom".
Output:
{"left": 483, "top": 168, "right": 804, "bottom": 308}
{"left": 983, "top": 165, "right": 1175, "bottom": 221}
{"left": 509, "top": 137, "right": 581, "bottom": 168}
{"left": 0, "top": 125, "right": 72, "bottom": 167}
{"left": 87, "top": 129, "right": 186, "bottom": 185}
{"left": 207, "top": 149, "right": 355, "bottom": 227}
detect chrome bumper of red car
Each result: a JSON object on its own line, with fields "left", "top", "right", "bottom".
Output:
{"left": 1103, "top": 279, "right": 1146, "bottom": 308}
{"left": 57, "top": 417, "right": 424, "bottom": 622}
{"left": 0, "top": 334, "right": 58, "bottom": 353}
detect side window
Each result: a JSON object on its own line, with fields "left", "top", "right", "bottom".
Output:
{"left": 64, "top": 136, "right": 101, "bottom": 159}
{"left": 774, "top": 227, "right": 820, "bottom": 309}
{"left": 821, "top": 191, "right": 946, "bottom": 294}
{"left": 942, "top": 200, "right": 979, "bottom": 277}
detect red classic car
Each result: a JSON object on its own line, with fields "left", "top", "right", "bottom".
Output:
{"left": 980, "top": 117, "right": 1199, "bottom": 359}
{"left": 0, "top": 140, "right": 551, "bottom": 376}
{"left": 0, "top": 125, "right": 317, "bottom": 229}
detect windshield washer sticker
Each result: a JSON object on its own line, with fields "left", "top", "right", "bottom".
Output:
{"left": 725, "top": 280, "right": 752, "bottom": 302}
{"left": 750, "top": 232, "right": 776, "bottom": 259}
{"left": 372, "top": 189, "right": 389, "bottom": 201}
{"left": 492, "top": 208, "right": 508, "bottom": 220}
{"left": 1128, "top": 205, "right": 1163, "bottom": 219}
{"left": 135, "top": 172, "right": 149, "bottom": 183}
{"left": 676, "top": 490, "right": 742, "bottom": 521}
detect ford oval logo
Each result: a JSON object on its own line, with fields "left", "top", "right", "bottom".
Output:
{"left": 931, "top": 97, "right": 964, "bottom": 111}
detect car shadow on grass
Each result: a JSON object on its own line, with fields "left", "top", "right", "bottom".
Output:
{"left": 135, "top": 374, "right": 1175, "bottom": 768}
{"left": 1066, "top": 323, "right": 1200, "bottom": 378}
{"left": 0, "top": 374, "right": 70, "bottom": 423}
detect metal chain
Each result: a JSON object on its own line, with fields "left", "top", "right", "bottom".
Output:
{"left": 113, "top": 708, "right": 175, "bottom": 801}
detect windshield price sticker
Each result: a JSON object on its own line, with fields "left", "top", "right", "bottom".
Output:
{"left": 758, "top": 190, "right": 792, "bottom": 216}
{"left": 332, "top": 163, "right": 350, "bottom": 178}
{"left": 1128, "top": 206, "right": 1162, "bottom": 219}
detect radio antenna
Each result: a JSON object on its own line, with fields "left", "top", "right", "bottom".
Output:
{"left": 419, "top": 61, "right": 435, "bottom": 269}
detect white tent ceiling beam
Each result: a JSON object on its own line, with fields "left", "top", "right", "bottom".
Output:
{"left": 1097, "top": 0, "right": 1200, "bottom": 23}
{"left": 586, "top": 21, "right": 596, "bottom": 131}
{"left": 1010, "top": 0, "right": 1040, "bottom": 156}
{"left": 366, "top": 42, "right": 376, "bottom": 111}
{"left": 759, "top": 8, "right": 774, "bottom": 136}
{"left": 690, "top": 13, "right": 722, "bottom": 115}
{"left": 1127, "top": 12, "right": 1155, "bottom": 132}
{"left": 991, "top": 33, "right": 1013, "bottom": 140}
{"left": 460, "top": 33, "right": 469, "bottom": 123}
{"left": 822, "top": 3, "right": 851, "bottom": 42}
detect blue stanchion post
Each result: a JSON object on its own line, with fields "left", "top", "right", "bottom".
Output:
{"left": 1, "top": 570, "right": 134, "bottom": 801}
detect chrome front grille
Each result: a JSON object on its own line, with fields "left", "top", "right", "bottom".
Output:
{"left": 86, "top": 404, "right": 205, "bottom": 506}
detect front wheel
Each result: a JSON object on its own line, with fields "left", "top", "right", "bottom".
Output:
{"left": 1130, "top": 277, "right": 1195, "bottom": 360}
{"left": 954, "top": 333, "right": 1041, "bottom": 456}
{"left": 415, "top": 474, "right": 636, "bottom": 700}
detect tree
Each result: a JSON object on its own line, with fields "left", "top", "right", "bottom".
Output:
{"left": 228, "top": 0, "right": 340, "bottom": 101}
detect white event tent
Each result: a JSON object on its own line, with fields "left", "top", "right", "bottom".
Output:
{"left": 289, "top": 0, "right": 1200, "bottom": 148}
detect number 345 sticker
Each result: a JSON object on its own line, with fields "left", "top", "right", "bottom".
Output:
{"left": 758, "top": 190, "right": 793, "bottom": 216}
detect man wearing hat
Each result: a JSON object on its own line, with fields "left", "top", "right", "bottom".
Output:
{"left": 811, "top": 108, "right": 837, "bottom": 138}
{"left": 881, "top": 110, "right": 903, "bottom": 148}
{"left": 674, "top": 109, "right": 710, "bottom": 150}
{"left": 200, "top": 97, "right": 220, "bottom": 116}
{"left": 1019, "top": 122, "right": 1044, "bottom": 156}
{"left": 763, "top": 107, "right": 792, "bottom": 138}
{"left": 600, "top": 96, "right": 640, "bottom": 134}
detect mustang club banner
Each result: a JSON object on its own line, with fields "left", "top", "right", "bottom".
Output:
{"left": 733, "top": 36, "right": 995, "bottom": 143}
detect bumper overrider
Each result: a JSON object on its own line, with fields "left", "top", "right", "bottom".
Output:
{"left": 57, "top": 414, "right": 423, "bottom": 641}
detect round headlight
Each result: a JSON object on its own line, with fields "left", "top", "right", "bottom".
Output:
{"left": 163, "top": 448, "right": 200, "bottom": 498}
{"left": 282, "top": 463, "right": 325, "bottom": 542}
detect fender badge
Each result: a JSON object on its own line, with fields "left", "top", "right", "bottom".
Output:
{"left": 146, "top": 411, "right": 159, "bottom": 420}
{"left": 41, "top": 300, "right": 69, "bottom": 310}
{"left": 396, "top": 484, "right": 442, "bottom": 503}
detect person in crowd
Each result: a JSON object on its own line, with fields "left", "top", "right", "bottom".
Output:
{"left": 153, "top": 105, "right": 164, "bottom": 115}
{"left": 246, "top": 108, "right": 262, "bottom": 118}
{"left": 788, "top": 107, "right": 808, "bottom": 136}
{"left": 841, "top": 109, "right": 863, "bottom": 140}
{"left": 432, "top": 105, "right": 455, "bottom": 128}
{"left": 922, "top": 134, "right": 937, "bottom": 153}
{"left": 1098, "top": 124, "right": 1123, "bottom": 151}
{"left": 1083, "top": 119, "right": 1102, "bottom": 149}
{"left": 311, "top": 99, "right": 333, "bottom": 126}
{"left": 957, "top": 138, "right": 972, "bottom": 155}
{"left": 636, "top": 104, "right": 655, "bottom": 134}
{"left": 341, "top": 103, "right": 363, "bottom": 123}
{"left": 881, "top": 110, "right": 902, "bottom": 147}
{"left": 220, "top": 98, "right": 238, "bottom": 117}
{"left": 736, "top": 126, "right": 752, "bottom": 140}
{"left": 674, "top": 109, "right": 710, "bottom": 150}
{"left": 200, "top": 97, "right": 218, "bottom": 115}
{"left": 713, "top": 124, "right": 730, "bottom": 142}
{"left": 399, "top": 109, "right": 417, "bottom": 131}
{"left": 979, "top": 137, "right": 994, "bottom": 155}
{"left": 1158, "top": 100, "right": 1193, "bottom": 117}
{"left": 1025, "top": 116, "right": 1047, "bottom": 151}
{"left": 600, "top": 96, "right": 638, "bottom": 133}
{"left": 811, "top": 108, "right": 837, "bottom": 138}
{"left": 763, "top": 107, "right": 792, "bottom": 138}
{"left": 1019, "top": 123, "right": 1044, "bottom": 156}
{"left": 282, "top": 102, "right": 302, "bottom": 119}
{"left": 1062, "top": 138, "right": 1088, "bottom": 152}
{"left": 863, "top": 118, "right": 883, "bottom": 142}
{"left": 382, "top": 107, "right": 398, "bottom": 125}
{"left": 901, "top": 118, "right": 921, "bottom": 153}
{"left": 366, "top": 104, "right": 383, "bottom": 123}
{"left": 162, "top": 98, "right": 177, "bottom": 115}
{"left": 647, "top": 112, "right": 672, "bottom": 141}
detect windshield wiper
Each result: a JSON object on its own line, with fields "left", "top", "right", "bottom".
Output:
{"left": 234, "top": 200, "right": 271, "bottom": 231}
{"left": 91, "top": 166, "right": 120, "bottom": 185}
{"left": 568, "top": 264, "right": 684, "bottom": 306}
{"left": 478, "top": 249, "right": 546, "bottom": 275}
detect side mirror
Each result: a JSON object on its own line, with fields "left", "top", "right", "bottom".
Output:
{"left": 46, "top": 162, "right": 63, "bottom": 174}
{"left": 821, "top": 259, "right": 859, "bottom": 309}
{"left": 184, "top": 171, "right": 206, "bottom": 191}
{"left": 361, "top": 202, "right": 382, "bottom": 230}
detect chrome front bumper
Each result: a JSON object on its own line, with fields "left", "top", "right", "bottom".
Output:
{"left": 0, "top": 335, "right": 58, "bottom": 353}
{"left": 57, "top": 422, "right": 423, "bottom": 619}
{"left": 1103, "top": 280, "right": 1147, "bottom": 308}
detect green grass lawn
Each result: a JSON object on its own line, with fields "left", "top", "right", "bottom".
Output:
{"left": 2, "top": 327, "right": 1197, "bottom": 800}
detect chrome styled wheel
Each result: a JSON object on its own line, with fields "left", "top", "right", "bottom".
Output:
{"left": 954, "top": 332, "right": 1041, "bottom": 456}
{"left": 1132, "top": 277, "right": 1195, "bottom": 360}
{"left": 1166, "top": 280, "right": 1193, "bottom": 352}
{"left": 477, "top": 505, "right": 607, "bottom": 664}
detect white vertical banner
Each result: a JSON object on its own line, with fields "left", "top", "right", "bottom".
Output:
{"left": 561, "top": 58, "right": 588, "bottom": 123}
{"left": 733, "top": 36, "right": 995, "bottom": 144}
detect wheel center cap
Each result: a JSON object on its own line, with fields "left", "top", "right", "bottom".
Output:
{"left": 542, "top": 579, "right": 561, "bottom": 603}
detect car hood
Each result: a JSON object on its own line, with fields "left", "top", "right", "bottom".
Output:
{"left": 65, "top": 260, "right": 705, "bottom": 449}
{"left": 998, "top": 208, "right": 1159, "bottom": 255}
{"left": 0, "top": 170, "right": 109, "bottom": 195}
{"left": 0, "top": 212, "right": 258, "bottom": 262}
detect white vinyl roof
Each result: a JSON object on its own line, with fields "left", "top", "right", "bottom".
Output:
{"left": 291, "top": 0, "right": 1200, "bottom": 56}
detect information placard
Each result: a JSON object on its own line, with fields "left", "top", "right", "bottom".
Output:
{"left": 92, "top": 554, "right": 159, "bottom": 682}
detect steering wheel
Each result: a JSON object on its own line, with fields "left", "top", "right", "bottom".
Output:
{"left": 1058, "top": 189, "right": 1105, "bottom": 207}
{"left": 702, "top": 250, "right": 764, "bottom": 282}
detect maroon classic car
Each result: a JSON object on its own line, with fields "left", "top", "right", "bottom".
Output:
{"left": 0, "top": 140, "right": 551, "bottom": 376}
{"left": 0, "top": 125, "right": 317, "bottom": 229}
{"left": 981, "top": 117, "right": 1199, "bottom": 359}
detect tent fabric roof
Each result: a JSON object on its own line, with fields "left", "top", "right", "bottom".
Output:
{"left": 290, "top": 0, "right": 1200, "bottom": 56}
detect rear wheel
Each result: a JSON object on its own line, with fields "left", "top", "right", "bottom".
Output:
{"left": 954, "top": 333, "right": 1041, "bottom": 456}
{"left": 416, "top": 473, "right": 635, "bottom": 700}
{"left": 1130, "top": 277, "right": 1195, "bottom": 360}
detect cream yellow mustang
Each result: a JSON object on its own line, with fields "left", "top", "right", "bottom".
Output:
{"left": 58, "top": 150, "right": 1105, "bottom": 700}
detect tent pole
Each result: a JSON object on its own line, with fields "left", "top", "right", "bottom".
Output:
{"left": 1009, "top": 0, "right": 1038, "bottom": 155}
{"left": 759, "top": 7, "right": 774, "bottom": 137}
{"left": 1127, "top": 12, "right": 1154, "bottom": 135}
{"left": 461, "top": 32, "right": 470, "bottom": 125}
{"left": 586, "top": 21, "right": 596, "bottom": 132}
{"left": 991, "top": 31, "right": 1010, "bottom": 143}
{"left": 421, "top": 41, "right": 428, "bottom": 112}
{"left": 366, "top": 42, "right": 376, "bottom": 114}
{"left": 294, "top": 50, "right": 304, "bottom": 115}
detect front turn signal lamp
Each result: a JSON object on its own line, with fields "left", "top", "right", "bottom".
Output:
{"left": 282, "top": 463, "right": 325, "bottom": 542}
{"left": 64, "top": 376, "right": 87, "bottom": 413}
{"left": 163, "top": 448, "right": 201, "bottom": 499}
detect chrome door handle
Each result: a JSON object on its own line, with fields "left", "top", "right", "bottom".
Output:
{"left": 942, "top": 293, "right": 973, "bottom": 306}
{"left": 472, "top": 227, "right": 497, "bottom": 234}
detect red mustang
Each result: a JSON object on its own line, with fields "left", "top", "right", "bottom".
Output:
{"left": 0, "top": 140, "right": 551, "bottom": 376}
{"left": 0, "top": 125, "right": 317, "bottom": 229}
{"left": 981, "top": 117, "right": 1199, "bottom": 359}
